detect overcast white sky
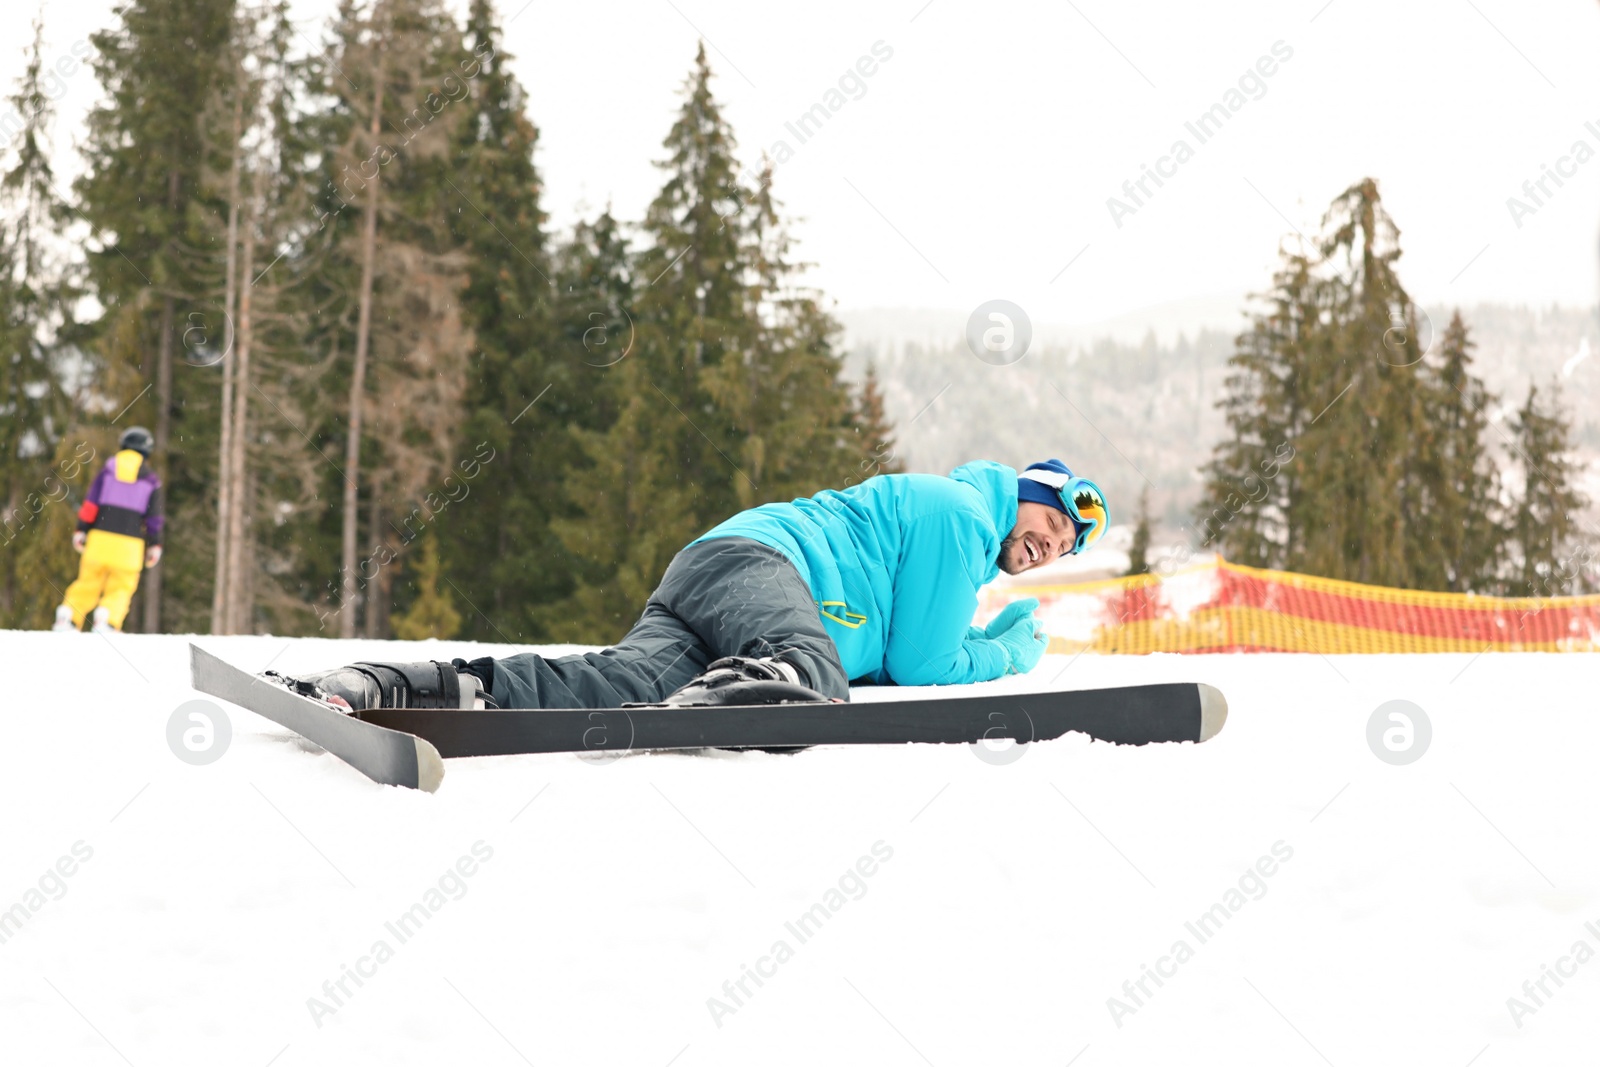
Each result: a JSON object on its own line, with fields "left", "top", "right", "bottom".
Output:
{"left": 6, "top": 0, "right": 1600, "bottom": 329}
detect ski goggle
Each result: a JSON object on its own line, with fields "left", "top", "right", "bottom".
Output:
{"left": 1018, "top": 470, "right": 1110, "bottom": 555}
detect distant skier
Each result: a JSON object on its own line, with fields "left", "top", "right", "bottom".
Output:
{"left": 53, "top": 427, "right": 164, "bottom": 634}
{"left": 283, "top": 459, "right": 1109, "bottom": 710}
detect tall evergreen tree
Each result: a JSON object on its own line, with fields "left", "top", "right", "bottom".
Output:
{"left": 1199, "top": 243, "right": 1321, "bottom": 569}
{"left": 850, "top": 360, "right": 901, "bottom": 483}
{"left": 229, "top": 3, "right": 309, "bottom": 634}
{"left": 1407, "top": 312, "right": 1501, "bottom": 591}
{"left": 201, "top": 1, "right": 269, "bottom": 634}
{"left": 1200, "top": 179, "right": 1506, "bottom": 594}
{"left": 390, "top": 530, "right": 461, "bottom": 638}
{"left": 275, "top": 0, "right": 369, "bottom": 634}
{"left": 1125, "top": 488, "right": 1151, "bottom": 577}
{"left": 0, "top": 18, "right": 79, "bottom": 627}
{"left": 76, "top": 0, "right": 237, "bottom": 631}
{"left": 431, "top": 0, "right": 587, "bottom": 642}
{"left": 306, "top": 0, "right": 473, "bottom": 638}
{"left": 529, "top": 208, "right": 638, "bottom": 638}
{"left": 701, "top": 161, "right": 864, "bottom": 507}
{"left": 551, "top": 45, "right": 760, "bottom": 641}
{"left": 550, "top": 46, "right": 887, "bottom": 641}
{"left": 203, "top": 20, "right": 252, "bottom": 634}
{"left": 1300, "top": 178, "right": 1417, "bottom": 586}
{"left": 144, "top": 0, "right": 325, "bottom": 635}
{"left": 1506, "top": 383, "right": 1590, "bottom": 597}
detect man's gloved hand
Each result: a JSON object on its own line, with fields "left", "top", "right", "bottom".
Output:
{"left": 145, "top": 545, "right": 162, "bottom": 569}
{"left": 982, "top": 597, "right": 1040, "bottom": 639}
{"left": 72, "top": 531, "right": 86, "bottom": 553}
{"left": 992, "top": 611, "right": 1047, "bottom": 675}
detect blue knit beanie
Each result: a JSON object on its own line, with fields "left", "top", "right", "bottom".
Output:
{"left": 1017, "top": 459, "right": 1075, "bottom": 513}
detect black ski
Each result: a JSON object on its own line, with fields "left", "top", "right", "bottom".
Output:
{"left": 189, "top": 644, "right": 446, "bottom": 792}
{"left": 192, "top": 642, "right": 1225, "bottom": 791}
{"left": 358, "top": 681, "right": 1226, "bottom": 759}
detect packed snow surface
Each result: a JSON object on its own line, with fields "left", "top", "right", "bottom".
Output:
{"left": 4, "top": 631, "right": 1598, "bottom": 1065}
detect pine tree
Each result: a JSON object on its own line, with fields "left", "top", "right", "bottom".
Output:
{"left": 431, "top": 0, "right": 586, "bottom": 642}
{"left": 1407, "top": 312, "right": 1501, "bottom": 591}
{"left": 533, "top": 208, "right": 640, "bottom": 640}
{"left": 390, "top": 531, "right": 461, "bottom": 639}
{"left": 75, "top": 0, "right": 237, "bottom": 631}
{"left": 627, "top": 40, "right": 752, "bottom": 529}
{"left": 179, "top": 1, "right": 333, "bottom": 636}
{"left": 207, "top": 2, "right": 273, "bottom": 634}
{"left": 550, "top": 45, "right": 882, "bottom": 641}
{"left": 550, "top": 45, "right": 760, "bottom": 641}
{"left": 309, "top": 0, "right": 473, "bottom": 638}
{"left": 0, "top": 18, "right": 79, "bottom": 627}
{"left": 1302, "top": 178, "right": 1416, "bottom": 586}
{"left": 1198, "top": 243, "right": 1321, "bottom": 570}
{"left": 204, "top": 20, "right": 252, "bottom": 634}
{"left": 701, "top": 160, "right": 863, "bottom": 506}
{"left": 1199, "top": 178, "right": 1501, "bottom": 593}
{"left": 850, "top": 360, "right": 902, "bottom": 483}
{"left": 1125, "top": 488, "right": 1151, "bottom": 577}
{"left": 1506, "top": 383, "right": 1590, "bottom": 597}
{"left": 276, "top": 0, "right": 371, "bottom": 635}
{"left": 1112, "top": 485, "right": 1166, "bottom": 630}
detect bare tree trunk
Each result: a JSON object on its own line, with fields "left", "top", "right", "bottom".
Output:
{"left": 363, "top": 487, "right": 383, "bottom": 638}
{"left": 142, "top": 165, "right": 185, "bottom": 633}
{"left": 211, "top": 89, "right": 245, "bottom": 634}
{"left": 372, "top": 552, "right": 391, "bottom": 638}
{"left": 2, "top": 485, "right": 18, "bottom": 618}
{"left": 341, "top": 42, "right": 384, "bottom": 640}
{"left": 144, "top": 289, "right": 175, "bottom": 633}
{"left": 239, "top": 464, "right": 256, "bottom": 628}
{"left": 226, "top": 165, "right": 262, "bottom": 634}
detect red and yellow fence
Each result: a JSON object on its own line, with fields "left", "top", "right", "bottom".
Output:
{"left": 984, "top": 558, "right": 1600, "bottom": 654}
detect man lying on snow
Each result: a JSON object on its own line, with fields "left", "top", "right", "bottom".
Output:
{"left": 280, "top": 459, "right": 1110, "bottom": 711}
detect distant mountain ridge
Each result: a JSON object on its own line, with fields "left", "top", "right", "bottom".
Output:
{"left": 838, "top": 300, "right": 1600, "bottom": 539}
{"left": 838, "top": 290, "right": 1252, "bottom": 350}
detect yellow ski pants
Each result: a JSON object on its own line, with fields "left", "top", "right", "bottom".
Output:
{"left": 63, "top": 530, "right": 145, "bottom": 630}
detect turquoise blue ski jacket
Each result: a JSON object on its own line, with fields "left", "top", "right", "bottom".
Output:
{"left": 690, "top": 461, "right": 1019, "bottom": 686}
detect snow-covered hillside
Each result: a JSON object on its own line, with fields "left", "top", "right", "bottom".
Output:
{"left": 4, "top": 631, "right": 1597, "bottom": 1065}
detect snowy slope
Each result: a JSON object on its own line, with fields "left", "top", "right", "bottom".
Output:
{"left": 3, "top": 631, "right": 1598, "bottom": 1066}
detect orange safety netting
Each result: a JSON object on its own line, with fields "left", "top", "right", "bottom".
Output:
{"left": 983, "top": 558, "right": 1600, "bottom": 654}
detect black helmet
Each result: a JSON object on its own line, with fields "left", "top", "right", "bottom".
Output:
{"left": 119, "top": 426, "right": 154, "bottom": 456}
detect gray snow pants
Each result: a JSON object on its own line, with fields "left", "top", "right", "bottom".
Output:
{"left": 478, "top": 537, "right": 850, "bottom": 709}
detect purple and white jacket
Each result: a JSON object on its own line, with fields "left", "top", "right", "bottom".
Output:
{"left": 77, "top": 449, "right": 164, "bottom": 546}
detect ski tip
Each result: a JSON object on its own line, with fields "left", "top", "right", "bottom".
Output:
{"left": 1197, "top": 684, "right": 1228, "bottom": 742}
{"left": 414, "top": 738, "right": 445, "bottom": 793}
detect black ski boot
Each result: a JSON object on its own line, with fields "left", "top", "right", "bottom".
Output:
{"left": 658, "top": 655, "right": 827, "bottom": 708}
{"left": 656, "top": 656, "right": 833, "bottom": 755}
{"left": 267, "top": 660, "right": 491, "bottom": 712}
